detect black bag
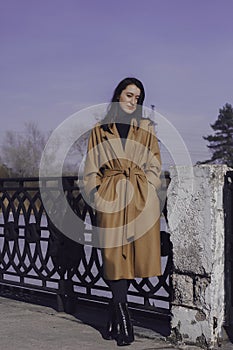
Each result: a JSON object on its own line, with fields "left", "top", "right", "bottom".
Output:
{"left": 160, "top": 230, "right": 172, "bottom": 257}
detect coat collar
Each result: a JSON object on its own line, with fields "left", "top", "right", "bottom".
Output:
{"left": 99, "top": 118, "right": 138, "bottom": 159}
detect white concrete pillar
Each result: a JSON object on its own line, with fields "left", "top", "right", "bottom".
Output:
{"left": 167, "top": 165, "right": 229, "bottom": 348}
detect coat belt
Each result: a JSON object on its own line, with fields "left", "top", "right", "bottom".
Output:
{"left": 103, "top": 167, "right": 145, "bottom": 258}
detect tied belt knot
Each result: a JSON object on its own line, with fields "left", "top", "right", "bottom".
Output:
{"left": 123, "top": 168, "right": 130, "bottom": 177}
{"left": 103, "top": 167, "right": 145, "bottom": 258}
{"left": 103, "top": 167, "right": 143, "bottom": 178}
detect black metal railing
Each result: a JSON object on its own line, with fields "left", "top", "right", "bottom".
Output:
{"left": 0, "top": 176, "right": 172, "bottom": 317}
{"left": 224, "top": 171, "right": 233, "bottom": 328}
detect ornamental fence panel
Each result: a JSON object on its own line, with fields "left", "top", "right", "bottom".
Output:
{"left": 0, "top": 176, "right": 172, "bottom": 319}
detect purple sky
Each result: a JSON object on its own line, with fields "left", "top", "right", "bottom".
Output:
{"left": 1, "top": 0, "right": 233, "bottom": 167}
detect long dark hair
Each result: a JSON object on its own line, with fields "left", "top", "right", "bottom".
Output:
{"left": 101, "top": 77, "right": 145, "bottom": 129}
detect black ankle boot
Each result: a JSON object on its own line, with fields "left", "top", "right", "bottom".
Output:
{"left": 115, "top": 302, "right": 134, "bottom": 346}
{"left": 105, "top": 302, "right": 117, "bottom": 340}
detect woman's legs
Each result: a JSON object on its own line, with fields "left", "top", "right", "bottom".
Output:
{"left": 105, "top": 279, "right": 134, "bottom": 346}
{"left": 107, "top": 279, "right": 129, "bottom": 303}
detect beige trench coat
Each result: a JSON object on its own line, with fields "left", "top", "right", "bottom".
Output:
{"left": 84, "top": 117, "right": 162, "bottom": 280}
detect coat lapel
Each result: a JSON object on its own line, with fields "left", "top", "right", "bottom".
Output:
{"left": 101, "top": 124, "right": 124, "bottom": 167}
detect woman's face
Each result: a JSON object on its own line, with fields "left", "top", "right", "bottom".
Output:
{"left": 118, "top": 84, "right": 141, "bottom": 114}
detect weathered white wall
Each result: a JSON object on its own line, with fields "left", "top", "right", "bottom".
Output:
{"left": 167, "top": 165, "right": 229, "bottom": 348}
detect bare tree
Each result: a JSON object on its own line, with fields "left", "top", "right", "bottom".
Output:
{"left": 2, "top": 122, "right": 46, "bottom": 177}
{"left": 63, "top": 130, "right": 90, "bottom": 175}
{"left": 1, "top": 111, "right": 103, "bottom": 177}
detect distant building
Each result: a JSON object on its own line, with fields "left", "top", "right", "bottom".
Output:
{"left": 0, "top": 164, "right": 10, "bottom": 178}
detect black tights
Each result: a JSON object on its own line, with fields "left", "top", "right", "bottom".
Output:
{"left": 107, "top": 279, "right": 130, "bottom": 303}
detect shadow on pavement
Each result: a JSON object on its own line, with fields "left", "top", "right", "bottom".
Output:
{"left": 0, "top": 287, "right": 171, "bottom": 341}
{"left": 72, "top": 301, "right": 171, "bottom": 340}
{"left": 224, "top": 325, "right": 233, "bottom": 343}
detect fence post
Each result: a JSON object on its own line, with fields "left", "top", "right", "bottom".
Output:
{"left": 167, "top": 164, "right": 230, "bottom": 348}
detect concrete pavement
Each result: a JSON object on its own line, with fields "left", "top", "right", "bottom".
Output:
{"left": 0, "top": 296, "right": 232, "bottom": 350}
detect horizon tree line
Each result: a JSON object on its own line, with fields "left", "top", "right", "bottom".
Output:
{"left": 1, "top": 102, "right": 233, "bottom": 177}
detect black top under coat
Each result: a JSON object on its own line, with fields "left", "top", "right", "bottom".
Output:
{"left": 115, "top": 113, "right": 133, "bottom": 149}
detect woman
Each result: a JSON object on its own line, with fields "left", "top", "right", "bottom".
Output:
{"left": 84, "top": 77, "right": 161, "bottom": 346}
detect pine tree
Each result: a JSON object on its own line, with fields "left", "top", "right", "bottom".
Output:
{"left": 202, "top": 103, "right": 233, "bottom": 167}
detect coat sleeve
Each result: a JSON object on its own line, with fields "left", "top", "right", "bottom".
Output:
{"left": 83, "top": 126, "right": 103, "bottom": 201}
{"left": 144, "top": 122, "right": 162, "bottom": 191}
